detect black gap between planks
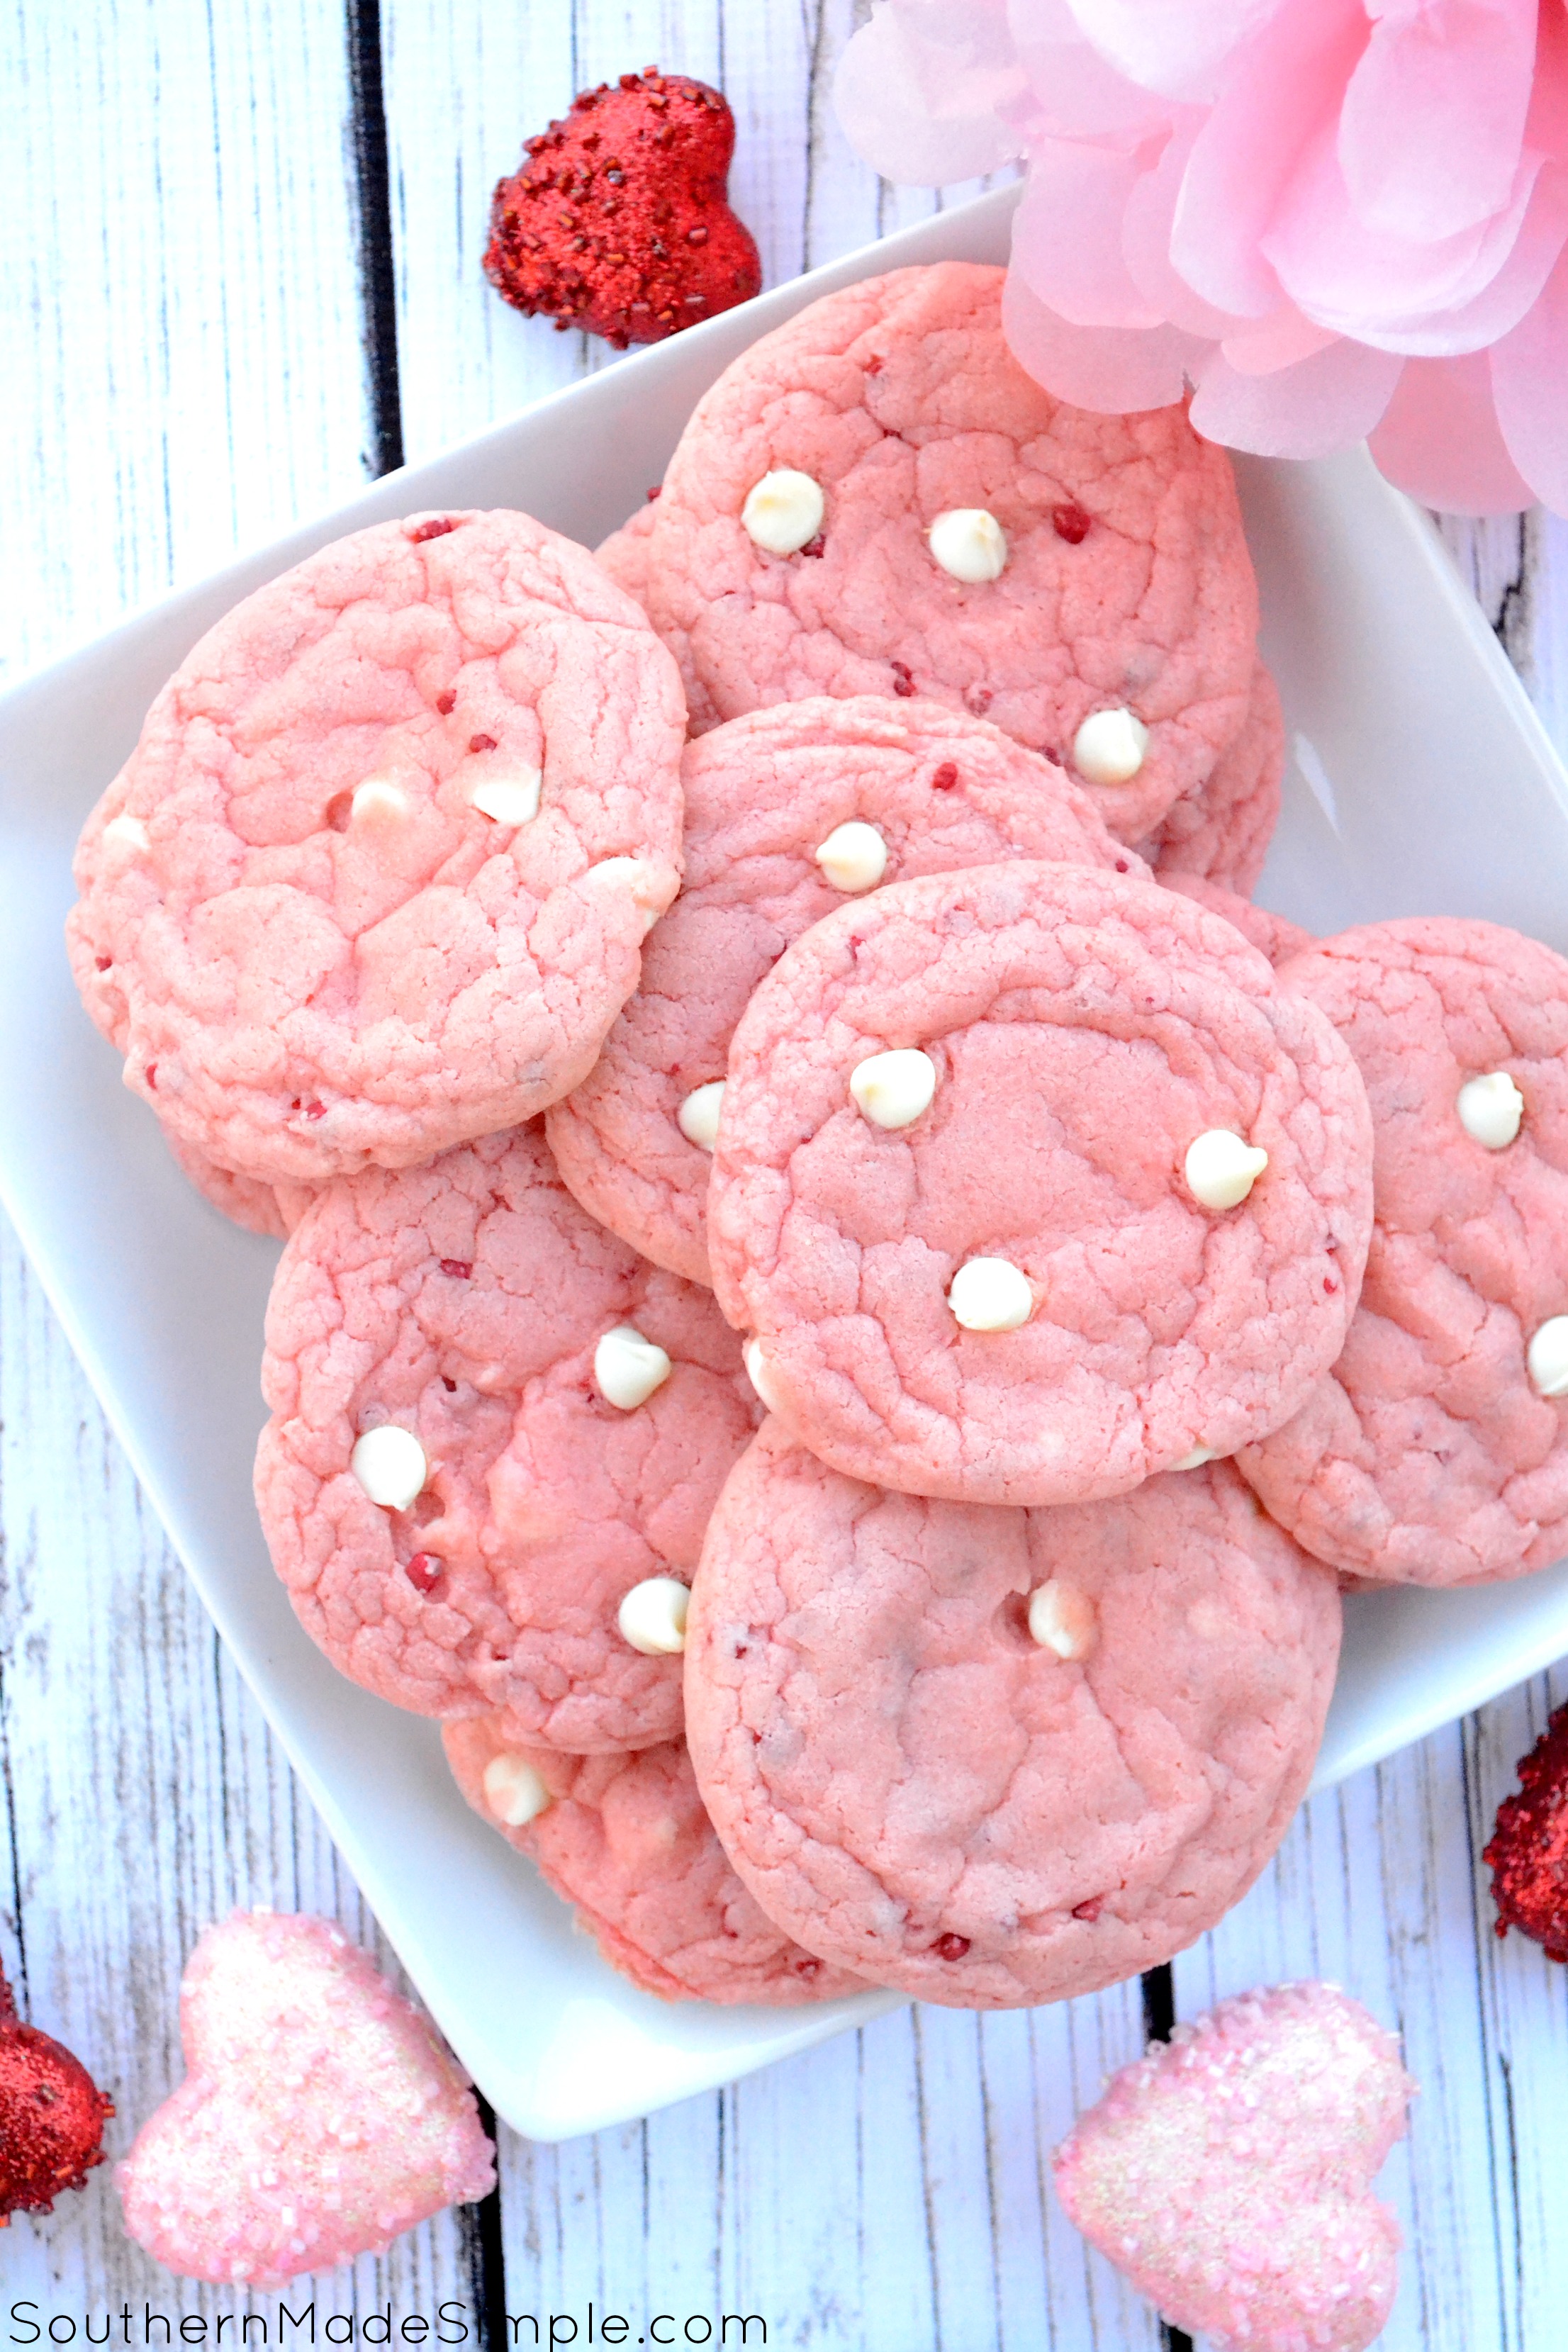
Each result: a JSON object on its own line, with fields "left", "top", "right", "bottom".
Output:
{"left": 345, "top": 0, "right": 510, "bottom": 2331}
{"left": 1141, "top": 1967, "right": 1193, "bottom": 2352}
{"left": 345, "top": 0, "right": 405, "bottom": 478}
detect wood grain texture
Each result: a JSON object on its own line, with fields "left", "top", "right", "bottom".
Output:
{"left": 6, "top": 0, "right": 1568, "bottom": 2341}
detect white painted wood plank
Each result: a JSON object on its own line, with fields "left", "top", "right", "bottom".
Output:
{"left": 0, "top": 0, "right": 372, "bottom": 682}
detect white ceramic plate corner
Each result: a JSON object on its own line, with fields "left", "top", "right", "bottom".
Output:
{"left": 6, "top": 184, "right": 1568, "bottom": 2139}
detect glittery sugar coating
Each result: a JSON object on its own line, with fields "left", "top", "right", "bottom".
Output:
{"left": 0, "top": 1966, "right": 113, "bottom": 2224}
{"left": 116, "top": 1913, "right": 495, "bottom": 2286}
{"left": 1053, "top": 1981, "right": 1414, "bottom": 2352}
{"left": 485, "top": 70, "right": 761, "bottom": 349}
{"left": 1484, "top": 1701, "right": 1568, "bottom": 1959}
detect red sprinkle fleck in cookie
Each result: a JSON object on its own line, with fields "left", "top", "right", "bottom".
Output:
{"left": 1485, "top": 1703, "right": 1568, "bottom": 1961}
{"left": 485, "top": 70, "right": 761, "bottom": 349}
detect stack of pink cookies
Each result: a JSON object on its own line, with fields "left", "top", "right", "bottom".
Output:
{"left": 67, "top": 263, "right": 1568, "bottom": 2013}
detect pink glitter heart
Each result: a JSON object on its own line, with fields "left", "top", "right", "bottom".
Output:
{"left": 1053, "top": 1981, "right": 1415, "bottom": 2352}
{"left": 118, "top": 1913, "right": 495, "bottom": 2285}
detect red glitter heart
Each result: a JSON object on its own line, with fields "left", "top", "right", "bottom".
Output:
{"left": 0, "top": 1967, "right": 113, "bottom": 2223}
{"left": 484, "top": 67, "right": 761, "bottom": 349}
{"left": 1484, "top": 1701, "right": 1568, "bottom": 1959}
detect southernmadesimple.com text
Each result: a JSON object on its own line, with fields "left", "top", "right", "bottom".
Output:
{"left": 8, "top": 2309, "right": 768, "bottom": 2350}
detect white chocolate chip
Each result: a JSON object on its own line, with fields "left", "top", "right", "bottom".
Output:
{"left": 744, "top": 1338, "right": 783, "bottom": 1413}
{"left": 1457, "top": 1070, "right": 1524, "bottom": 1150}
{"left": 1528, "top": 1316, "right": 1568, "bottom": 1397}
{"left": 850, "top": 1048, "right": 937, "bottom": 1131}
{"left": 1185, "top": 1129, "right": 1269, "bottom": 1210}
{"left": 470, "top": 766, "right": 542, "bottom": 827}
{"left": 741, "top": 469, "right": 825, "bottom": 556}
{"left": 584, "top": 856, "right": 672, "bottom": 934}
{"left": 677, "top": 1080, "right": 725, "bottom": 1152}
{"left": 814, "top": 820, "right": 888, "bottom": 894}
{"left": 928, "top": 508, "right": 1007, "bottom": 583}
{"left": 482, "top": 1753, "right": 551, "bottom": 1828}
{"left": 350, "top": 776, "right": 410, "bottom": 822}
{"left": 350, "top": 1425, "right": 427, "bottom": 1511}
{"left": 1073, "top": 707, "right": 1150, "bottom": 786}
{"left": 1027, "top": 1581, "right": 1099, "bottom": 1661}
{"left": 103, "top": 813, "right": 150, "bottom": 853}
{"left": 593, "top": 1324, "right": 672, "bottom": 1410}
{"left": 1170, "top": 1445, "right": 1221, "bottom": 1471}
{"left": 617, "top": 1576, "right": 690, "bottom": 1657}
{"left": 948, "top": 1258, "right": 1034, "bottom": 1332}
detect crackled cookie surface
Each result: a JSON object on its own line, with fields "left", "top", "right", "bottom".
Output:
{"left": 685, "top": 1426, "right": 1340, "bottom": 2008}
{"left": 709, "top": 863, "right": 1372, "bottom": 1506}
{"left": 1241, "top": 919, "right": 1568, "bottom": 1584}
{"left": 69, "top": 510, "right": 685, "bottom": 1185}
{"left": 548, "top": 695, "right": 1143, "bottom": 1284}
{"left": 1139, "top": 658, "right": 1285, "bottom": 896}
{"left": 444, "top": 1715, "right": 863, "bottom": 2005}
{"left": 640, "top": 261, "right": 1258, "bottom": 843}
{"left": 594, "top": 498, "right": 660, "bottom": 605}
{"left": 1160, "top": 873, "right": 1312, "bottom": 970}
{"left": 256, "top": 1124, "right": 759, "bottom": 1747}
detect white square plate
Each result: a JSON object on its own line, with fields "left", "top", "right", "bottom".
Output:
{"left": 6, "top": 185, "right": 1568, "bottom": 2141}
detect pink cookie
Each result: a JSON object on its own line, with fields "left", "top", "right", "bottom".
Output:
{"left": 68, "top": 510, "right": 685, "bottom": 1185}
{"left": 641, "top": 262, "right": 1258, "bottom": 842}
{"left": 256, "top": 1123, "right": 760, "bottom": 1747}
{"left": 164, "top": 1128, "right": 318, "bottom": 1241}
{"left": 1241, "top": 918, "right": 1568, "bottom": 1584}
{"left": 685, "top": 1425, "right": 1340, "bottom": 2008}
{"left": 1160, "top": 874, "right": 1313, "bottom": 970}
{"left": 709, "top": 862, "right": 1372, "bottom": 1506}
{"left": 548, "top": 694, "right": 1144, "bottom": 1284}
{"left": 595, "top": 498, "right": 660, "bottom": 606}
{"left": 1053, "top": 1982, "right": 1413, "bottom": 2352}
{"left": 1139, "top": 659, "right": 1285, "bottom": 896}
{"left": 444, "top": 1715, "right": 864, "bottom": 2006}
{"left": 117, "top": 1912, "right": 494, "bottom": 2287}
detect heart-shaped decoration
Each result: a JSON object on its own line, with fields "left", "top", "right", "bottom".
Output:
{"left": 0, "top": 1967, "right": 113, "bottom": 2223}
{"left": 117, "top": 1913, "right": 494, "bottom": 2285}
{"left": 1484, "top": 1699, "right": 1568, "bottom": 1957}
{"left": 485, "top": 67, "right": 761, "bottom": 348}
{"left": 1053, "top": 1982, "right": 1414, "bottom": 2352}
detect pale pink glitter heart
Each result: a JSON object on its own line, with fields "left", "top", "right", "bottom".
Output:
{"left": 118, "top": 1912, "right": 495, "bottom": 2285}
{"left": 1053, "top": 1981, "right": 1416, "bottom": 2352}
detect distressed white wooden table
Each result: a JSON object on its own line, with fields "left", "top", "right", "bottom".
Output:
{"left": 6, "top": 6, "right": 1568, "bottom": 2346}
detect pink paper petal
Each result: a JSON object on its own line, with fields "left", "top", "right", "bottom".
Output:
{"left": 1189, "top": 336, "right": 1401, "bottom": 457}
{"left": 1121, "top": 115, "right": 1239, "bottom": 335}
{"left": 1010, "top": 6, "right": 1175, "bottom": 141}
{"left": 1265, "top": 108, "right": 1547, "bottom": 340}
{"left": 1367, "top": 351, "right": 1536, "bottom": 511}
{"left": 1172, "top": 0, "right": 1367, "bottom": 320}
{"left": 834, "top": 0, "right": 1028, "bottom": 184}
{"left": 1011, "top": 137, "right": 1166, "bottom": 326}
{"left": 1339, "top": 0, "right": 1538, "bottom": 242}
{"left": 1220, "top": 305, "right": 1341, "bottom": 374}
{"left": 1063, "top": 0, "right": 1283, "bottom": 101}
{"left": 1002, "top": 267, "right": 1206, "bottom": 410}
{"left": 1492, "top": 237, "right": 1568, "bottom": 513}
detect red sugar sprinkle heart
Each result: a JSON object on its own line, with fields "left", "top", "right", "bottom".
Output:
{"left": 484, "top": 68, "right": 761, "bottom": 349}
{"left": 1485, "top": 1701, "right": 1568, "bottom": 1959}
{"left": 0, "top": 1966, "right": 113, "bottom": 2224}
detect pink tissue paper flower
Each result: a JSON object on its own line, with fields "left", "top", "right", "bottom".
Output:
{"left": 836, "top": 0, "right": 1568, "bottom": 514}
